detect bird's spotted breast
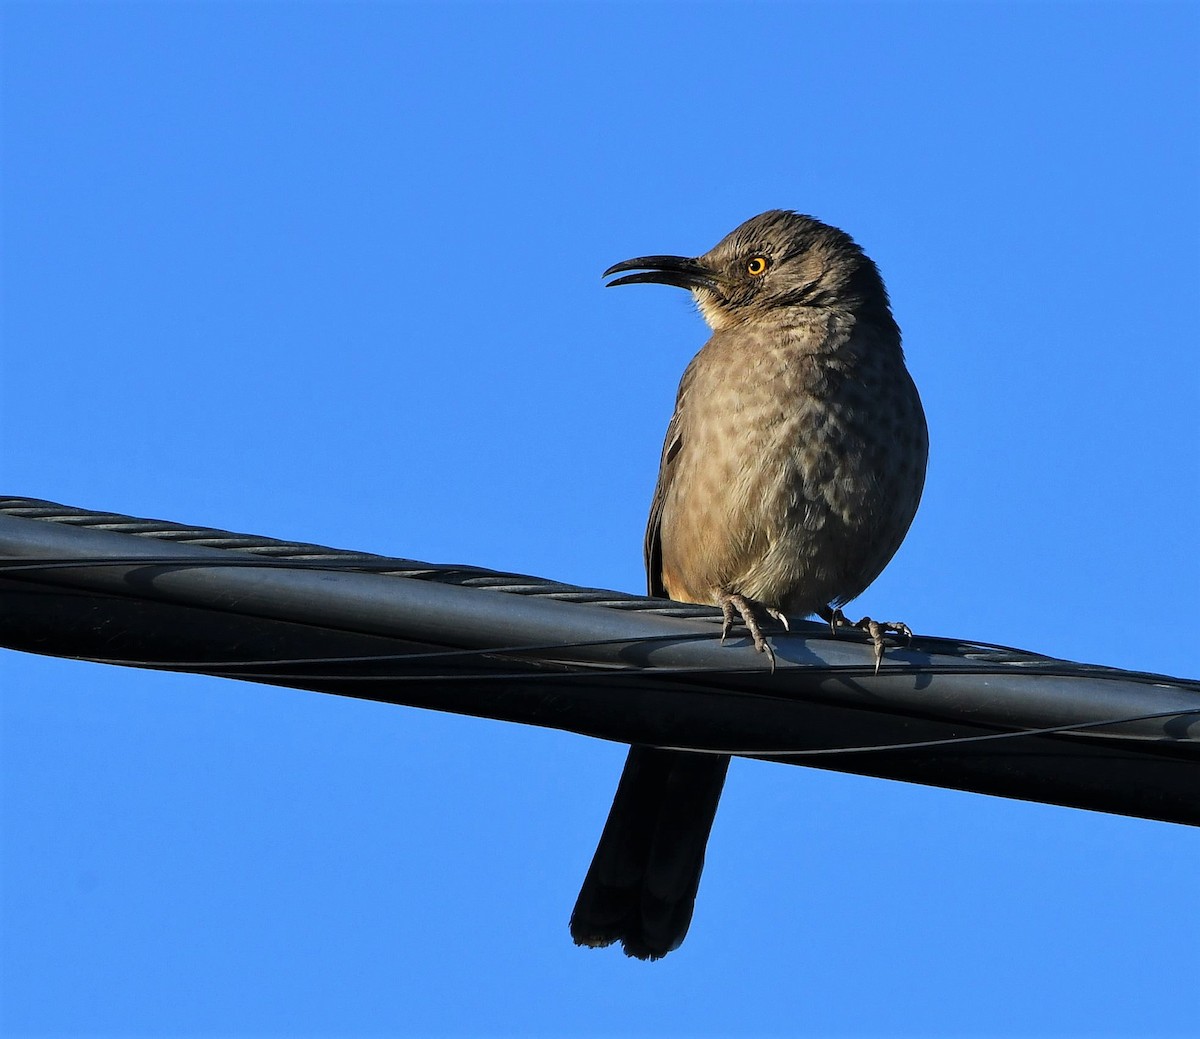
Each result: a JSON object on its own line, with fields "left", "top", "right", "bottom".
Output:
{"left": 657, "top": 319, "right": 925, "bottom": 615}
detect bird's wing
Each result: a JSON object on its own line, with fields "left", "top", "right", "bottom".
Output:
{"left": 643, "top": 360, "right": 696, "bottom": 598}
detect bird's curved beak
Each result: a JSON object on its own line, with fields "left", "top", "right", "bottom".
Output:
{"left": 603, "top": 255, "right": 719, "bottom": 292}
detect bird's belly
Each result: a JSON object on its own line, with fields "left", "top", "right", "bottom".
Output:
{"left": 658, "top": 395, "right": 924, "bottom": 615}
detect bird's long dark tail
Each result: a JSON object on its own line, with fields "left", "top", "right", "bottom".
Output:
{"left": 569, "top": 746, "right": 730, "bottom": 960}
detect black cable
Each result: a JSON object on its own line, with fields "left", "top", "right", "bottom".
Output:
{"left": 661, "top": 707, "right": 1200, "bottom": 758}
{"left": 48, "top": 637, "right": 1200, "bottom": 753}
{"left": 5, "top": 556, "right": 1182, "bottom": 677}
{"left": 48, "top": 635, "right": 1200, "bottom": 691}
{"left": 0, "top": 554, "right": 714, "bottom": 614}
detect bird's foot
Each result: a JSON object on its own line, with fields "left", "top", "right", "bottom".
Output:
{"left": 817, "top": 606, "right": 913, "bottom": 675}
{"left": 719, "top": 593, "right": 788, "bottom": 671}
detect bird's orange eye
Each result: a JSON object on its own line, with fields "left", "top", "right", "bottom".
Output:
{"left": 746, "top": 256, "right": 769, "bottom": 277}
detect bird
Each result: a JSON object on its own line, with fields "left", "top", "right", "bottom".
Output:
{"left": 568, "top": 210, "right": 928, "bottom": 960}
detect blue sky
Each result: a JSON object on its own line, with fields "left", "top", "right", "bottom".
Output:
{"left": 2, "top": 2, "right": 1198, "bottom": 1036}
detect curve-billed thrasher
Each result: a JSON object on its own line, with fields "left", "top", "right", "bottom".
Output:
{"left": 569, "top": 210, "right": 928, "bottom": 960}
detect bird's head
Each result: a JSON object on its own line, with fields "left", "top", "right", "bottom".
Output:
{"left": 604, "top": 210, "right": 893, "bottom": 332}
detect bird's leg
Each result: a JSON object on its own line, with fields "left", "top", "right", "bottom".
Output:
{"left": 817, "top": 605, "right": 913, "bottom": 675}
{"left": 719, "top": 592, "right": 785, "bottom": 670}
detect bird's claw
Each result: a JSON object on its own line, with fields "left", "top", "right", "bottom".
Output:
{"left": 719, "top": 593, "right": 787, "bottom": 671}
{"left": 821, "top": 606, "right": 846, "bottom": 636}
{"left": 818, "top": 606, "right": 913, "bottom": 674}
{"left": 765, "top": 607, "right": 790, "bottom": 631}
